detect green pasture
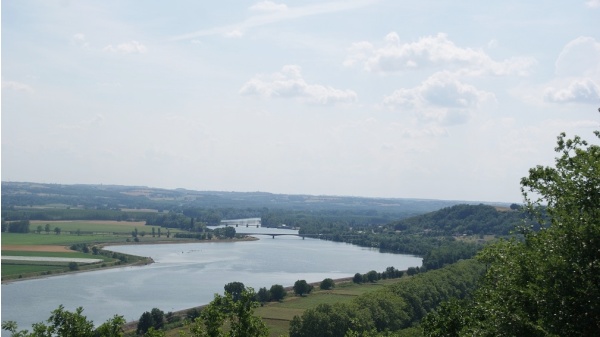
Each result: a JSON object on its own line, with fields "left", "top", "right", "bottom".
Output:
{"left": 30, "top": 220, "right": 150, "bottom": 234}
{"left": 2, "top": 250, "right": 105, "bottom": 259}
{"left": 2, "top": 264, "right": 65, "bottom": 276}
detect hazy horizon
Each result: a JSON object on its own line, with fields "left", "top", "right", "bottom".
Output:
{"left": 3, "top": 1, "right": 599, "bottom": 203}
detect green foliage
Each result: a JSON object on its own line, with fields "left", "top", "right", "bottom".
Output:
{"left": 5, "top": 220, "right": 30, "bottom": 233}
{"left": 290, "top": 260, "right": 485, "bottom": 337}
{"left": 224, "top": 282, "right": 246, "bottom": 302}
{"left": 423, "top": 131, "right": 600, "bottom": 337}
{"left": 1, "top": 305, "right": 125, "bottom": 337}
{"left": 320, "top": 278, "right": 335, "bottom": 290}
{"left": 181, "top": 287, "right": 269, "bottom": 337}
{"left": 293, "top": 280, "right": 313, "bottom": 297}
{"left": 136, "top": 308, "right": 165, "bottom": 335}
{"left": 269, "top": 284, "right": 286, "bottom": 302}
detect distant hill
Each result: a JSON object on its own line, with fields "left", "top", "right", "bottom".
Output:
{"left": 1, "top": 181, "right": 478, "bottom": 212}
{"left": 391, "top": 203, "right": 527, "bottom": 235}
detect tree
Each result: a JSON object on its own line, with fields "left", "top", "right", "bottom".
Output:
{"left": 2, "top": 305, "right": 125, "bottom": 337}
{"left": 320, "top": 278, "right": 335, "bottom": 290}
{"left": 423, "top": 131, "right": 600, "bottom": 337}
{"left": 68, "top": 262, "right": 79, "bottom": 271}
{"left": 54, "top": 227, "right": 61, "bottom": 235}
{"left": 224, "top": 282, "right": 245, "bottom": 302}
{"left": 256, "top": 287, "right": 271, "bottom": 303}
{"left": 365, "top": 270, "right": 378, "bottom": 283}
{"left": 352, "top": 273, "right": 363, "bottom": 284}
{"left": 36, "top": 225, "right": 43, "bottom": 234}
{"left": 293, "top": 280, "right": 313, "bottom": 297}
{"left": 137, "top": 311, "right": 154, "bottom": 335}
{"left": 269, "top": 284, "right": 286, "bottom": 302}
{"left": 45, "top": 223, "right": 50, "bottom": 234}
{"left": 182, "top": 287, "right": 268, "bottom": 337}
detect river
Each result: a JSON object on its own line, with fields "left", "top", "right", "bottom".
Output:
{"left": 1, "top": 227, "right": 421, "bottom": 334}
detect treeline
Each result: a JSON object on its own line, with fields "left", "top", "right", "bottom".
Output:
{"left": 1, "top": 220, "right": 30, "bottom": 233}
{"left": 289, "top": 259, "right": 485, "bottom": 337}
{"left": 261, "top": 209, "right": 400, "bottom": 228}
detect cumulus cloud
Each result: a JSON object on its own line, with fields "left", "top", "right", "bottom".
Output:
{"left": 554, "top": 36, "right": 600, "bottom": 77}
{"left": 384, "top": 72, "right": 495, "bottom": 125}
{"left": 240, "top": 65, "right": 358, "bottom": 104}
{"left": 103, "top": 40, "right": 147, "bottom": 54}
{"left": 249, "top": 1, "right": 288, "bottom": 12}
{"left": 2, "top": 80, "right": 34, "bottom": 93}
{"left": 543, "top": 37, "right": 600, "bottom": 105}
{"left": 544, "top": 78, "right": 600, "bottom": 104}
{"left": 345, "top": 32, "right": 535, "bottom": 76}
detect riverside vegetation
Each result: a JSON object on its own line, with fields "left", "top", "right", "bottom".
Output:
{"left": 2, "top": 130, "right": 598, "bottom": 336}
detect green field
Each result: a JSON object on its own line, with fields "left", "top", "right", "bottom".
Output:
{"left": 1, "top": 232, "right": 131, "bottom": 246}
{"left": 30, "top": 220, "right": 150, "bottom": 234}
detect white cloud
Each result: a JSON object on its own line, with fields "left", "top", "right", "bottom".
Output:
{"left": 554, "top": 36, "right": 600, "bottom": 77}
{"left": 240, "top": 65, "right": 358, "bottom": 104}
{"left": 384, "top": 72, "right": 495, "bottom": 125}
{"left": 225, "top": 30, "right": 244, "bottom": 38}
{"left": 71, "top": 33, "right": 90, "bottom": 49}
{"left": 585, "top": 0, "right": 600, "bottom": 8}
{"left": 103, "top": 40, "right": 147, "bottom": 54}
{"left": 173, "top": 0, "right": 378, "bottom": 40}
{"left": 345, "top": 32, "right": 536, "bottom": 76}
{"left": 543, "top": 37, "right": 600, "bottom": 105}
{"left": 2, "top": 80, "right": 34, "bottom": 93}
{"left": 249, "top": 1, "right": 288, "bottom": 12}
{"left": 544, "top": 78, "right": 600, "bottom": 103}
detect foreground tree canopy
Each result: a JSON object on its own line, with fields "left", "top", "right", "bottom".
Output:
{"left": 423, "top": 131, "right": 600, "bottom": 336}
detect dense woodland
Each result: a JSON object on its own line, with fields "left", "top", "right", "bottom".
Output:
{"left": 2, "top": 130, "right": 598, "bottom": 336}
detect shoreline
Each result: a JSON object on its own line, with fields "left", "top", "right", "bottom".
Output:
{"left": 1, "top": 235, "right": 259, "bottom": 284}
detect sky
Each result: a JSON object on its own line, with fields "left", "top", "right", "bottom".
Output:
{"left": 2, "top": 0, "right": 599, "bottom": 203}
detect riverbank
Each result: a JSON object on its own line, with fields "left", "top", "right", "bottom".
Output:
{"left": 1, "top": 235, "right": 258, "bottom": 284}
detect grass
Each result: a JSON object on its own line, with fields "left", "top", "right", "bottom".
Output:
{"left": 2, "top": 264, "right": 66, "bottom": 275}
{"left": 30, "top": 220, "right": 150, "bottom": 234}
{"left": 1, "top": 232, "right": 130, "bottom": 246}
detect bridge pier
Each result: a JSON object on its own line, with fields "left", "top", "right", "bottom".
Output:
{"left": 272, "top": 235, "right": 275, "bottom": 239}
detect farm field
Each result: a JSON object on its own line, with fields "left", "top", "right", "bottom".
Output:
{"left": 0, "top": 220, "right": 174, "bottom": 281}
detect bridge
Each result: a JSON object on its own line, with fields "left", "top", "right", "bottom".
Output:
{"left": 241, "top": 233, "right": 362, "bottom": 240}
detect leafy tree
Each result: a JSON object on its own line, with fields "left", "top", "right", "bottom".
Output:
{"left": 2, "top": 305, "right": 125, "bottom": 337}
{"left": 352, "top": 273, "right": 363, "bottom": 284}
{"left": 320, "top": 278, "right": 335, "bottom": 290}
{"left": 68, "top": 262, "right": 79, "bottom": 271}
{"left": 365, "top": 270, "right": 378, "bottom": 283}
{"left": 36, "top": 225, "right": 43, "bottom": 234}
{"left": 54, "top": 227, "right": 61, "bottom": 235}
{"left": 256, "top": 287, "right": 271, "bottom": 303}
{"left": 269, "top": 284, "right": 286, "bottom": 302}
{"left": 224, "top": 281, "right": 245, "bottom": 302}
{"left": 182, "top": 287, "right": 268, "bottom": 337}
{"left": 150, "top": 308, "right": 165, "bottom": 330}
{"left": 44, "top": 223, "right": 50, "bottom": 234}
{"left": 136, "top": 311, "right": 155, "bottom": 335}
{"left": 293, "top": 280, "right": 313, "bottom": 297}
{"left": 423, "top": 131, "right": 600, "bottom": 336}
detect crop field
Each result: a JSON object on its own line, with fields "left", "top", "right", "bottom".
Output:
{"left": 1, "top": 232, "right": 131, "bottom": 246}
{"left": 30, "top": 220, "right": 149, "bottom": 234}
{"left": 253, "top": 279, "right": 405, "bottom": 337}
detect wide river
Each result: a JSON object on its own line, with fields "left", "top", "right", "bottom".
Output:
{"left": 1, "top": 227, "right": 421, "bottom": 334}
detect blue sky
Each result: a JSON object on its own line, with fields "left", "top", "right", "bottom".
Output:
{"left": 2, "top": 0, "right": 599, "bottom": 203}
